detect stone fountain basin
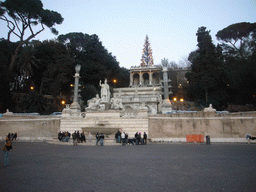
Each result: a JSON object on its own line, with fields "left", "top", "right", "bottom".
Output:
{"left": 82, "top": 127, "right": 120, "bottom": 135}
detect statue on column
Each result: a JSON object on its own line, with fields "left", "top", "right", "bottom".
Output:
{"left": 99, "top": 78, "right": 110, "bottom": 103}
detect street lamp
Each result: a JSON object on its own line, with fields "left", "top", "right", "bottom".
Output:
{"left": 113, "top": 79, "right": 117, "bottom": 88}
{"left": 61, "top": 100, "right": 66, "bottom": 105}
{"left": 30, "top": 86, "right": 34, "bottom": 90}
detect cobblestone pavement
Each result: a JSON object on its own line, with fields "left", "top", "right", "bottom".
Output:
{"left": 1, "top": 142, "right": 256, "bottom": 192}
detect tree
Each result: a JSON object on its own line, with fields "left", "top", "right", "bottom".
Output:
{"left": 0, "top": 38, "right": 15, "bottom": 112}
{"left": 58, "top": 32, "right": 122, "bottom": 89}
{"left": 0, "top": 0, "right": 64, "bottom": 71}
{"left": 186, "top": 27, "right": 228, "bottom": 109}
{"left": 19, "top": 91, "right": 47, "bottom": 113}
{"left": 216, "top": 22, "right": 256, "bottom": 107}
{"left": 216, "top": 22, "right": 256, "bottom": 59}
{"left": 141, "top": 35, "right": 154, "bottom": 66}
{"left": 33, "top": 40, "right": 74, "bottom": 97}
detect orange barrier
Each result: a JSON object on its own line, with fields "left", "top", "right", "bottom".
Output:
{"left": 186, "top": 134, "right": 204, "bottom": 143}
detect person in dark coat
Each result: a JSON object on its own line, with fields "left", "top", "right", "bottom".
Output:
{"left": 96, "top": 132, "right": 100, "bottom": 146}
{"left": 135, "top": 132, "right": 139, "bottom": 145}
{"left": 100, "top": 133, "right": 104, "bottom": 146}
{"left": 72, "top": 131, "right": 78, "bottom": 146}
{"left": 117, "top": 131, "right": 121, "bottom": 143}
{"left": 81, "top": 131, "right": 86, "bottom": 143}
{"left": 115, "top": 131, "right": 118, "bottom": 143}
{"left": 13, "top": 133, "right": 17, "bottom": 140}
{"left": 58, "top": 131, "right": 63, "bottom": 141}
{"left": 143, "top": 132, "right": 147, "bottom": 145}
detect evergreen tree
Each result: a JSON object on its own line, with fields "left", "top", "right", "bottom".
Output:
{"left": 0, "top": 0, "right": 64, "bottom": 71}
{"left": 141, "top": 35, "right": 154, "bottom": 66}
{"left": 186, "top": 27, "right": 228, "bottom": 110}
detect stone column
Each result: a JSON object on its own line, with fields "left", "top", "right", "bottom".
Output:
{"left": 163, "top": 67, "right": 169, "bottom": 100}
{"left": 130, "top": 72, "right": 133, "bottom": 87}
{"left": 70, "top": 64, "right": 81, "bottom": 114}
{"left": 139, "top": 70, "right": 142, "bottom": 86}
{"left": 149, "top": 70, "right": 152, "bottom": 86}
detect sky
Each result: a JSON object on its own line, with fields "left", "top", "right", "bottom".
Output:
{"left": 0, "top": 0, "right": 255, "bottom": 69}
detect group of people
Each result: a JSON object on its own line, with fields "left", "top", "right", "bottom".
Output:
{"left": 72, "top": 131, "right": 86, "bottom": 146}
{"left": 7, "top": 133, "right": 17, "bottom": 141}
{"left": 115, "top": 131, "right": 147, "bottom": 146}
{"left": 57, "top": 131, "right": 86, "bottom": 145}
{"left": 58, "top": 131, "right": 71, "bottom": 142}
{"left": 58, "top": 130, "right": 147, "bottom": 146}
{"left": 3, "top": 133, "right": 13, "bottom": 167}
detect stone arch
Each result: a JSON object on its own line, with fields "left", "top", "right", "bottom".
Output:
{"left": 133, "top": 73, "right": 139, "bottom": 86}
{"left": 152, "top": 72, "right": 160, "bottom": 85}
{"left": 143, "top": 73, "right": 149, "bottom": 86}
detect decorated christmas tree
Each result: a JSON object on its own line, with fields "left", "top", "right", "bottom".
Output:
{"left": 140, "top": 35, "right": 154, "bottom": 66}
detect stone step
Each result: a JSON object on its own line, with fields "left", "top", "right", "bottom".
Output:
{"left": 49, "top": 138, "right": 121, "bottom": 146}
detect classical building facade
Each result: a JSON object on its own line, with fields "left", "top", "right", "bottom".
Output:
{"left": 129, "top": 65, "right": 162, "bottom": 87}
{"left": 113, "top": 65, "right": 164, "bottom": 114}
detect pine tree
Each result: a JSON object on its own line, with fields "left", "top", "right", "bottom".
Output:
{"left": 141, "top": 35, "right": 154, "bottom": 66}
{"left": 186, "top": 27, "right": 228, "bottom": 109}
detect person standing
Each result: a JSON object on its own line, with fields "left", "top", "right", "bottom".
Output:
{"left": 81, "top": 131, "right": 86, "bottom": 143}
{"left": 117, "top": 130, "right": 121, "bottom": 143}
{"left": 121, "top": 132, "right": 125, "bottom": 145}
{"left": 13, "top": 133, "right": 17, "bottom": 140}
{"left": 135, "top": 132, "right": 139, "bottom": 145}
{"left": 143, "top": 132, "right": 147, "bottom": 145}
{"left": 96, "top": 132, "right": 100, "bottom": 146}
{"left": 125, "top": 132, "right": 128, "bottom": 145}
{"left": 115, "top": 131, "right": 118, "bottom": 143}
{"left": 3, "top": 136, "right": 12, "bottom": 167}
{"left": 88, "top": 132, "right": 92, "bottom": 142}
{"left": 72, "top": 131, "right": 78, "bottom": 146}
{"left": 100, "top": 133, "right": 104, "bottom": 146}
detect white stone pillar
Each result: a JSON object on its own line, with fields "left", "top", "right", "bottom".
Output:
{"left": 139, "top": 70, "right": 142, "bottom": 86}
{"left": 149, "top": 70, "right": 152, "bottom": 86}
{"left": 130, "top": 72, "right": 133, "bottom": 87}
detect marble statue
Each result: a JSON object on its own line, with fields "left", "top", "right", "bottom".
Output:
{"left": 99, "top": 79, "right": 110, "bottom": 103}
{"left": 110, "top": 95, "right": 123, "bottom": 110}
{"left": 204, "top": 104, "right": 216, "bottom": 112}
{"left": 86, "top": 94, "right": 101, "bottom": 110}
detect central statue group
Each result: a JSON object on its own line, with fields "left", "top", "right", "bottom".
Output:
{"left": 86, "top": 79, "right": 123, "bottom": 111}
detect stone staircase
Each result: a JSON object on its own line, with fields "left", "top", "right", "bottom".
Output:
{"left": 47, "top": 138, "right": 121, "bottom": 146}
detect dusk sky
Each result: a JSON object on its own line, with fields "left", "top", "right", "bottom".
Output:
{"left": 0, "top": 0, "right": 255, "bottom": 69}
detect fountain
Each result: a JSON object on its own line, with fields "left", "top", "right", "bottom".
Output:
{"left": 82, "top": 121, "right": 120, "bottom": 136}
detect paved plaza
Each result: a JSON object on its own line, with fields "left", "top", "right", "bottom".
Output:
{"left": 1, "top": 142, "right": 256, "bottom": 192}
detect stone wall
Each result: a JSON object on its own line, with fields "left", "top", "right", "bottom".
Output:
{"left": 1, "top": 111, "right": 256, "bottom": 143}
{"left": 60, "top": 113, "right": 148, "bottom": 139}
{"left": 0, "top": 116, "right": 60, "bottom": 141}
{"left": 148, "top": 112, "right": 256, "bottom": 142}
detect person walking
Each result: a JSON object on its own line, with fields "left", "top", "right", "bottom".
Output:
{"left": 96, "top": 132, "right": 100, "bottom": 146}
{"left": 3, "top": 136, "right": 12, "bottom": 167}
{"left": 100, "top": 133, "right": 104, "bottom": 146}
